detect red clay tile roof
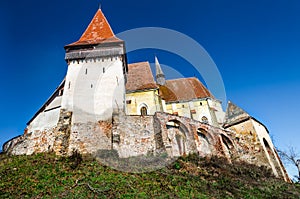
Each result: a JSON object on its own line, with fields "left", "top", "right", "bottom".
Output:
{"left": 66, "top": 9, "right": 122, "bottom": 47}
{"left": 126, "top": 62, "right": 158, "bottom": 92}
{"left": 159, "top": 78, "right": 213, "bottom": 102}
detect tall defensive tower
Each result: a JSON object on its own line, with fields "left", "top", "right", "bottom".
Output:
{"left": 62, "top": 9, "right": 127, "bottom": 122}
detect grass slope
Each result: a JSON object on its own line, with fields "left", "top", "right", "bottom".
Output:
{"left": 0, "top": 152, "right": 299, "bottom": 199}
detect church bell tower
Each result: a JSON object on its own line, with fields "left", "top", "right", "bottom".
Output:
{"left": 61, "top": 9, "right": 127, "bottom": 123}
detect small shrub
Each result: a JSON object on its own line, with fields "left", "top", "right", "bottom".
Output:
{"left": 173, "top": 162, "right": 181, "bottom": 170}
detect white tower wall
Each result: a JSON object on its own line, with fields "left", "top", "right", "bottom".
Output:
{"left": 61, "top": 56, "right": 125, "bottom": 123}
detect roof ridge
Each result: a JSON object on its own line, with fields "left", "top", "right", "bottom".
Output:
{"left": 166, "top": 77, "right": 198, "bottom": 82}
{"left": 128, "top": 61, "right": 150, "bottom": 65}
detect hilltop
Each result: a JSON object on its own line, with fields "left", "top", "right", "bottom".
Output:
{"left": 0, "top": 152, "right": 299, "bottom": 198}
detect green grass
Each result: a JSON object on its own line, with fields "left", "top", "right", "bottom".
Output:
{"left": 0, "top": 152, "right": 299, "bottom": 198}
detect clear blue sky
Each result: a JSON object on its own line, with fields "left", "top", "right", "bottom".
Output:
{"left": 0, "top": 1, "right": 299, "bottom": 177}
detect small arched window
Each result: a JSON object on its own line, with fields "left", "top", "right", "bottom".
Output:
{"left": 140, "top": 107, "right": 147, "bottom": 116}
{"left": 201, "top": 116, "right": 208, "bottom": 123}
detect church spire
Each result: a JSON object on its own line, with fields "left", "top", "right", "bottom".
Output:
{"left": 65, "top": 9, "right": 121, "bottom": 47}
{"left": 155, "top": 56, "right": 166, "bottom": 85}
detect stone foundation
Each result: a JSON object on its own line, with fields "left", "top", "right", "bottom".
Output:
{"left": 2, "top": 111, "right": 289, "bottom": 182}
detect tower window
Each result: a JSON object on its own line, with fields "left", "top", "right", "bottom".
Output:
{"left": 68, "top": 82, "right": 71, "bottom": 89}
{"left": 200, "top": 102, "right": 203, "bottom": 106}
{"left": 59, "top": 89, "right": 64, "bottom": 96}
{"left": 140, "top": 107, "right": 147, "bottom": 116}
{"left": 85, "top": 68, "right": 88, "bottom": 75}
{"left": 103, "top": 67, "right": 106, "bottom": 73}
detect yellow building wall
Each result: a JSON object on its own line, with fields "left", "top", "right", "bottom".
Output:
{"left": 126, "top": 90, "right": 162, "bottom": 115}
{"left": 164, "top": 99, "right": 216, "bottom": 125}
{"left": 126, "top": 90, "right": 224, "bottom": 127}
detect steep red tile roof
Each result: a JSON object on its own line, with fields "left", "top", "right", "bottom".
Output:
{"left": 66, "top": 9, "right": 122, "bottom": 47}
{"left": 126, "top": 62, "right": 158, "bottom": 92}
{"left": 159, "top": 78, "right": 213, "bottom": 102}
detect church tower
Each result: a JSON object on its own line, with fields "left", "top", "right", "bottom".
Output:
{"left": 62, "top": 9, "right": 127, "bottom": 123}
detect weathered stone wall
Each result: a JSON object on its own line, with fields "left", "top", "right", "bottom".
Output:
{"left": 225, "top": 120, "right": 268, "bottom": 165}
{"left": 4, "top": 128, "right": 56, "bottom": 155}
{"left": 3, "top": 111, "right": 289, "bottom": 182}
{"left": 53, "top": 110, "right": 73, "bottom": 155}
{"left": 154, "top": 112, "right": 234, "bottom": 159}
{"left": 112, "top": 113, "right": 156, "bottom": 158}
{"left": 68, "top": 121, "right": 112, "bottom": 155}
{"left": 225, "top": 119, "right": 290, "bottom": 182}
{"left": 111, "top": 112, "right": 236, "bottom": 160}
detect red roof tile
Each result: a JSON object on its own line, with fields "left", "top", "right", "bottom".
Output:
{"left": 66, "top": 9, "right": 122, "bottom": 47}
{"left": 159, "top": 78, "right": 213, "bottom": 102}
{"left": 126, "top": 62, "right": 158, "bottom": 92}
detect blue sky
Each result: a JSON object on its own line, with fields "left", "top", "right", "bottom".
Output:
{"left": 0, "top": 0, "right": 300, "bottom": 177}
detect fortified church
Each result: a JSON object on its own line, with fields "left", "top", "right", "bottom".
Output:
{"left": 3, "top": 9, "right": 290, "bottom": 181}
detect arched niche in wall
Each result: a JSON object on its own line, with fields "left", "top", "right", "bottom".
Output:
{"left": 197, "top": 128, "right": 212, "bottom": 156}
{"left": 263, "top": 138, "right": 284, "bottom": 178}
{"left": 263, "top": 138, "right": 272, "bottom": 154}
{"left": 220, "top": 134, "right": 235, "bottom": 156}
{"left": 166, "top": 120, "right": 188, "bottom": 157}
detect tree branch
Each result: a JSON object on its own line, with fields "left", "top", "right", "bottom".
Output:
{"left": 70, "top": 178, "right": 110, "bottom": 195}
{"left": 278, "top": 147, "right": 300, "bottom": 182}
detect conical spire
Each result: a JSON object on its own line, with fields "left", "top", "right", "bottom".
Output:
{"left": 155, "top": 56, "right": 166, "bottom": 85}
{"left": 66, "top": 9, "right": 121, "bottom": 47}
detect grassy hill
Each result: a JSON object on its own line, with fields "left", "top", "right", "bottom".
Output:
{"left": 0, "top": 152, "right": 299, "bottom": 199}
